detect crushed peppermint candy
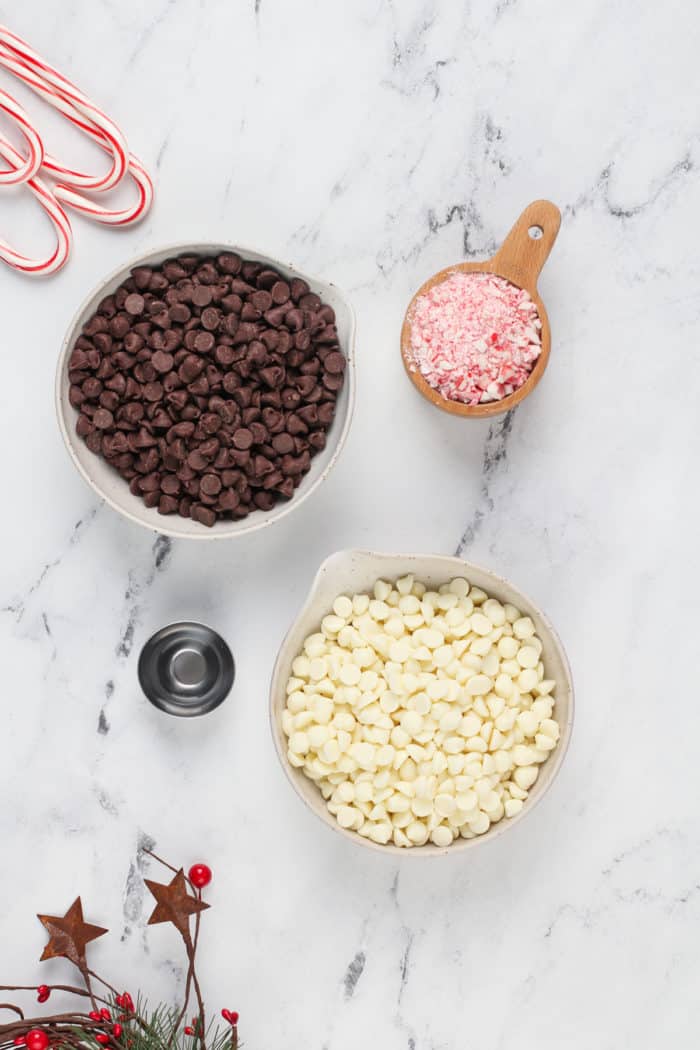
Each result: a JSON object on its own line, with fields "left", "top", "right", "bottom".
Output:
{"left": 408, "top": 271, "right": 542, "bottom": 405}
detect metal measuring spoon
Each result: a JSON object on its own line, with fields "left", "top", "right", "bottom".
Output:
{"left": 138, "top": 621, "right": 235, "bottom": 717}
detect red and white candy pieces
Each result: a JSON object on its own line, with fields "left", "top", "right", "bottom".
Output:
{"left": 408, "top": 271, "right": 542, "bottom": 406}
{"left": 401, "top": 200, "right": 561, "bottom": 417}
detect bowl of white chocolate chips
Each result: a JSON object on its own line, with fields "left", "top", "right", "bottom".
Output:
{"left": 270, "top": 550, "right": 574, "bottom": 855}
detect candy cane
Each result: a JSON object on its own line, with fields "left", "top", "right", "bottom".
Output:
{"left": 0, "top": 37, "right": 129, "bottom": 193}
{"left": 0, "top": 135, "right": 72, "bottom": 276}
{"left": 0, "top": 30, "right": 152, "bottom": 218}
{"left": 56, "top": 152, "right": 154, "bottom": 226}
{"left": 0, "top": 23, "right": 153, "bottom": 275}
{"left": 0, "top": 88, "right": 43, "bottom": 184}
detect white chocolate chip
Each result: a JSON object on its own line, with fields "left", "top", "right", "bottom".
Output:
{"left": 468, "top": 811, "right": 490, "bottom": 835}
{"left": 513, "top": 616, "right": 535, "bottom": 640}
{"left": 333, "top": 595, "right": 354, "bottom": 619}
{"left": 470, "top": 613, "right": 492, "bottom": 636}
{"left": 513, "top": 765, "right": 538, "bottom": 790}
{"left": 539, "top": 718, "right": 560, "bottom": 739}
{"left": 482, "top": 599, "right": 506, "bottom": 626}
{"left": 283, "top": 576, "right": 560, "bottom": 849}
{"left": 430, "top": 825, "right": 454, "bottom": 847}
{"left": 516, "top": 710, "right": 539, "bottom": 737}
{"left": 466, "top": 674, "right": 492, "bottom": 696}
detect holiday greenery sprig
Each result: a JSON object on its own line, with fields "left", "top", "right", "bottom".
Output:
{"left": 0, "top": 851, "right": 238, "bottom": 1050}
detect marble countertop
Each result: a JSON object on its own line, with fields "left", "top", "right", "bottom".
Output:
{"left": 0, "top": 2, "right": 696, "bottom": 1047}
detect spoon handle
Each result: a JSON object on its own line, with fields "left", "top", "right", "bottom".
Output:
{"left": 490, "top": 200, "right": 561, "bottom": 293}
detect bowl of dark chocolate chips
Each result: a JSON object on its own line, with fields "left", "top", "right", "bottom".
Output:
{"left": 56, "top": 244, "right": 356, "bottom": 538}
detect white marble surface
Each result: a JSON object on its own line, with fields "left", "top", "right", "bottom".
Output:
{"left": 0, "top": 1, "right": 697, "bottom": 1047}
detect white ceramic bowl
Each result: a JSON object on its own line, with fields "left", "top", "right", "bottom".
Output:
{"left": 270, "top": 550, "right": 574, "bottom": 856}
{"left": 56, "top": 243, "right": 356, "bottom": 539}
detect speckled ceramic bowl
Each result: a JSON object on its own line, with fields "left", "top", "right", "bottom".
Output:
{"left": 270, "top": 550, "right": 574, "bottom": 856}
{"left": 56, "top": 243, "right": 356, "bottom": 540}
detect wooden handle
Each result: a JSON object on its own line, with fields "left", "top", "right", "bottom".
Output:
{"left": 490, "top": 200, "right": 561, "bottom": 293}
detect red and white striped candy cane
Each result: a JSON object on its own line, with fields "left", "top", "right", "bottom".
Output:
{"left": 0, "top": 31, "right": 129, "bottom": 193}
{"left": 0, "top": 135, "right": 72, "bottom": 276}
{"left": 0, "top": 87, "right": 43, "bottom": 184}
{"left": 56, "top": 152, "right": 154, "bottom": 226}
{"left": 0, "top": 23, "right": 154, "bottom": 275}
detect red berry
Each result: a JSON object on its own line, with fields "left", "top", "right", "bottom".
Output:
{"left": 112, "top": 1026, "right": 123, "bottom": 1039}
{"left": 13, "top": 1038, "right": 25, "bottom": 1046}
{"left": 96, "top": 1036, "right": 110, "bottom": 1045}
{"left": 37, "top": 985, "right": 50, "bottom": 1004}
{"left": 89, "top": 1012, "right": 101, "bottom": 1022}
{"left": 188, "top": 864, "right": 212, "bottom": 889}
{"left": 183, "top": 1029, "right": 194, "bottom": 1037}
{"left": 230, "top": 1013, "right": 239, "bottom": 1025}
{"left": 100, "top": 1010, "right": 111, "bottom": 1022}
{"left": 25, "top": 1031, "right": 49, "bottom": 1050}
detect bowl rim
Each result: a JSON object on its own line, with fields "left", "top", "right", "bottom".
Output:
{"left": 269, "top": 549, "right": 575, "bottom": 857}
{"left": 55, "top": 240, "right": 357, "bottom": 540}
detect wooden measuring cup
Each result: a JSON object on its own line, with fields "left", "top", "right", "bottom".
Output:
{"left": 400, "top": 200, "right": 561, "bottom": 417}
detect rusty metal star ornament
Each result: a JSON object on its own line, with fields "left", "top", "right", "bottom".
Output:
{"left": 37, "top": 897, "right": 108, "bottom": 969}
{"left": 145, "top": 869, "right": 209, "bottom": 940}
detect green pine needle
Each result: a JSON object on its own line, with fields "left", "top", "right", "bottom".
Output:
{"left": 74, "top": 996, "right": 237, "bottom": 1050}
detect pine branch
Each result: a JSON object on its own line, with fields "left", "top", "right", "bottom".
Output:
{"left": 0, "top": 852, "right": 239, "bottom": 1050}
{"left": 0, "top": 999, "right": 238, "bottom": 1050}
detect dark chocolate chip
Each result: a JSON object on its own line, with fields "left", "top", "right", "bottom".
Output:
{"left": 161, "top": 475, "right": 181, "bottom": 495}
{"left": 159, "top": 495, "right": 179, "bottom": 514}
{"left": 217, "top": 252, "right": 242, "bottom": 275}
{"left": 169, "top": 302, "right": 191, "bottom": 324}
{"left": 285, "top": 308, "right": 304, "bottom": 332}
{"left": 93, "top": 332, "right": 113, "bottom": 354}
{"left": 110, "top": 314, "right": 131, "bottom": 339}
{"left": 232, "top": 427, "right": 253, "bottom": 450}
{"left": 318, "top": 402, "right": 335, "bottom": 425}
{"left": 152, "top": 350, "right": 175, "bottom": 373}
{"left": 192, "top": 285, "right": 213, "bottom": 307}
{"left": 143, "top": 382, "right": 164, "bottom": 402}
{"left": 221, "top": 293, "right": 242, "bottom": 314}
{"left": 132, "top": 267, "right": 152, "bottom": 290}
{"left": 250, "top": 290, "right": 272, "bottom": 312}
{"left": 124, "top": 293, "right": 145, "bottom": 316}
{"left": 200, "top": 473, "right": 222, "bottom": 496}
{"left": 201, "top": 307, "right": 221, "bottom": 331}
{"left": 323, "top": 373, "right": 345, "bottom": 391}
{"left": 325, "top": 350, "right": 346, "bottom": 375}
{"left": 191, "top": 504, "right": 216, "bottom": 527}
{"left": 271, "top": 281, "right": 291, "bottom": 304}
{"left": 93, "top": 408, "right": 114, "bottom": 430}
{"left": 215, "top": 344, "right": 235, "bottom": 366}
{"left": 194, "top": 331, "right": 216, "bottom": 354}
{"left": 70, "top": 251, "right": 344, "bottom": 526}
{"left": 187, "top": 449, "right": 211, "bottom": 472}
{"left": 290, "top": 278, "right": 310, "bottom": 301}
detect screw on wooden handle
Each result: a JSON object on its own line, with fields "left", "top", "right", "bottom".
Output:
{"left": 490, "top": 200, "right": 561, "bottom": 294}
